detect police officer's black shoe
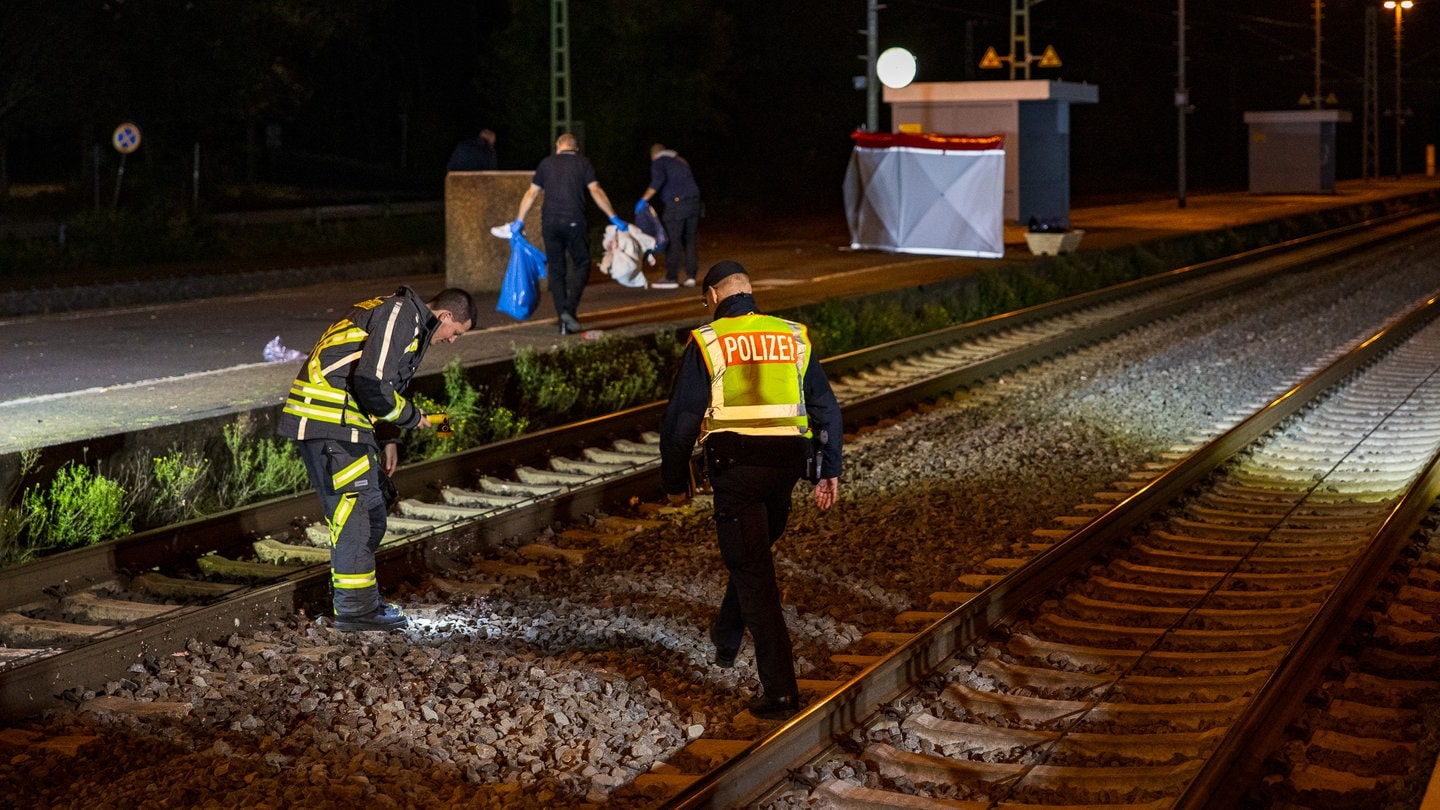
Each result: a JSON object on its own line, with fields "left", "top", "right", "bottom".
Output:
{"left": 334, "top": 603, "right": 409, "bottom": 632}
{"left": 748, "top": 692, "right": 801, "bottom": 721}
{"left": 709, "top": 622, "right": 737, "bottom": 668}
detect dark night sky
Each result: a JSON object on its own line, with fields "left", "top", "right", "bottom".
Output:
{"left": 3, "top": 1, "right": 1437, "bottom": 217}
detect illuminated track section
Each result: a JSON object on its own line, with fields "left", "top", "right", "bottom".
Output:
{"left": 662, "top": 299, "right": 1440, "bottom": 808}
{"left": 1, "top": 207, "right": 1438, "bottom": 731}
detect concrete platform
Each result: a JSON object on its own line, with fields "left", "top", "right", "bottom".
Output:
{"left": 2, "top": 177, "right": 1439, "bottom": 456}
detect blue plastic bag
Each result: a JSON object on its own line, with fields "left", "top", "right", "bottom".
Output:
{"left": 497, "top": 232, "right": 547, "bottom": 321}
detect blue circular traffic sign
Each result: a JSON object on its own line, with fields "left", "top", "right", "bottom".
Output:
{"left": 112, "top": 123, "right": 141, "bottom": 154}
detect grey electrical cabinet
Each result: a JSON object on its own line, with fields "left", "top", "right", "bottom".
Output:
{"left": 1243, "top": 110, "right": 1351, "bottom": 194}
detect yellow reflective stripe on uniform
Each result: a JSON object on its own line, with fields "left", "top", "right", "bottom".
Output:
{"left": 282, "top": 402, "right": 338, "bottom": 422}
{"left": 379, "top": 391, "right": 406, "bottom": 422}
{"left": 320, "top": 351, "right": 364, "bottom": 378}
{"left": 331, "top": 456, "right": 370, "bottom": 489}
{"left": 327, "top": 492, "right": 357, "bottom": 547}
{"left": 282, "top": 400, "right": 371, "bottom": 429}
{"left": 372, "top": 304, "right": 405, "bottom": 376}
{"left": 708, "top": 425, "right": 804, "bottom": 437}
{"left": 289, "top": 381, "right": 349, "bottom": 403}
{"left": 332, "top": 571, "right": 377, "bottom": 590}
{"left": 707, "top": 403, "right": 804, "bottom": 420}
{"left": 316, "top": 324, "right": 367, "bottom": 350}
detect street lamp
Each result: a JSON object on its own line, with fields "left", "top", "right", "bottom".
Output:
{"left": 877, "top": 48, "right": 917, "bottom": 89}
{"left": 1384, "top": 0, "right": 1413, "bottom": 179}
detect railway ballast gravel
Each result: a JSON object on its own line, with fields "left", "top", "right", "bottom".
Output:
{"left": 6, "top": 237, "right": 1440, "bottom": 808}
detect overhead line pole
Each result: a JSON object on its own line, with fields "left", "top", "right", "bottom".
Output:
{"left": 866, "top": 0, "right": 879, "bottom": 132}
{"left": 1176, "top": 0, "right": 1188, "bottom": 209}
{"left": 1390, "top": 1, "right": 1407, "bottom": 180}
{"left": 550, "top": 0, "right": 572, "bottom": 143}
{"left": 1313, "top": 0, "right": 1323, "bottom": 109}
{"left": 1363, "top": 8, "right": 1380, "bottom": 179}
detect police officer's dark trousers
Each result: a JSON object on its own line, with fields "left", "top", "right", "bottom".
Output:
{"left": 297, "top": 438, "right": 388, "bottom": 618}
{"left": 709, "top": 461, "right": 802, "bottom": 699}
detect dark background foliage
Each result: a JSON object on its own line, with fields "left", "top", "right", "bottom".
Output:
{"left": 1, "top": 1, "right": 1436, "bottom": 219}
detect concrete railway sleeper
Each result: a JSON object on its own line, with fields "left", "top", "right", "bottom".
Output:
{"left": 8, "top": 205, "right": 1407, "bottom": 690}
{"left": 6, "top": 213, "right": 1440, "bottom": 805}
{"left": 0, "top": 433, "right": 667, "bottom": 669}
{"left": 694, "top": 295, "right": 1440, "bottom": 807}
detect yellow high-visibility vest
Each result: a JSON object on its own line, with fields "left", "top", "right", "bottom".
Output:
{"left": 692, "top": 313, "right": 811, "bottom": 438}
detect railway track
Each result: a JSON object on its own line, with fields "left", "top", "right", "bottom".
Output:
{"left": 4, "top": 208, "right": 1440, "bottom": 803}
{"left": 666, "top": 286, "right": 1440, "bottom": 807}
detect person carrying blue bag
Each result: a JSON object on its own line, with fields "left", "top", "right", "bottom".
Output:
{"left": 497, "top": 231, "right": 547, "bottom": 321}
{"left": 511, "top": 133, "right": 629, "bottom": 335}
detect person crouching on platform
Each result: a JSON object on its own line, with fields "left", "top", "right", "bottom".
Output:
{"left": 658, "top": 260, "right": 842, "bottom": 720}
{"left": 278, "top": 286, "right": 475, "bottom": 632}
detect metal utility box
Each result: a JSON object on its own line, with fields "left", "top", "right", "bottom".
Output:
{"left": 1243, "top": 110, "right": 1351, "bottom": 193}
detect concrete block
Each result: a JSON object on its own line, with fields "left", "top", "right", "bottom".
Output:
{"left": 444, "top": 171, "right": 540, "bottom": 294}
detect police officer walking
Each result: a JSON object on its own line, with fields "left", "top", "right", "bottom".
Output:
{"left": 659, "top": 260, "right": 842, "bottom": 720}
{"left": 278, "top": 286, "right": 475, "bottom": 632}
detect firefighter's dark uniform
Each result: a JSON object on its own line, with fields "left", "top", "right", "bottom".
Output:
{"left": 659, "top": 271, "right": 842, "bottom": 709}
{"left": 276, "top": 286, "right": 437, "bottom": 626}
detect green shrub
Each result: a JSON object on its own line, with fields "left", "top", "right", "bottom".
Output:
{"left": 976, "top": 269, "right": 1022, "bottom": 315}
{"left": 125, "top": 448, "right": 211, "bottom": 527}
{"left": 1010, "top": 268, "right": 1061, "bottom": 308}
{"left": 802, "top": 298, "right": 862, "bottom": 356}
{"left": 217, "top": 417, "right": 309, "bottom": 508}
{"left": 23, "top": 462, "right": 132, "bottom": 550}
{"left": 513, "top": 335, "right": 675, "bottom": 425}
{"left": 0, "top": 450, "right": 39, "bottom": 566}
{"left": 406, "top": 359, "right": 529, "bottom": 460}
{"left": 0, "top": 505, "right": 34, "bottom": 566}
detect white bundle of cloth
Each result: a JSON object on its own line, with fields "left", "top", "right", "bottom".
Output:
{"left": 599, "top": 224, "right": 657, "bottom": 288}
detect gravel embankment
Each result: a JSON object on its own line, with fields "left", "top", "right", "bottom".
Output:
{"left": 5, "top": 240, "right": 1440, "bottom": 809}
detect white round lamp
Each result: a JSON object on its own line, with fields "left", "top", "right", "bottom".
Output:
{"left": 877, "top": 47, "right": 917, "bottom": 89}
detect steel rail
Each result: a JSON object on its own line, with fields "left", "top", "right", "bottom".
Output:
{"left": 1180, "top": 299, "right": 1440, "bottom": 808}
{"left": 4, "top": 211, "right": 1439, "bottom": 726}
{"left": 660, "top": 297, "right": 1440, "bottom": 808}
{"left": 8, "top": 206, "right": 1437, "bottom": 613}
{"left": 828, "top": 203, "right": 1440, "bottom": 372}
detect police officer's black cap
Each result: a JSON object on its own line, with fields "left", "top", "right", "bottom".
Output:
{"left": 702, "top": 260, "right": 747, "bottom": 290}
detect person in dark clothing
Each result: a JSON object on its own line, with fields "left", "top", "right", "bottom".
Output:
{"left": 446, "top": 129, "right": 497, "bottom": 172}
{"left": 278, "top": 286, "right": 475, "bottom": 632}
{"left": 659, "top": 260, "right": 842, "bottom": 721}
{"left": 637, "top": 143, "right": 702, "bottom": 289}
{"left": 512, "top": 133, "right": 627, "bottom": 334}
